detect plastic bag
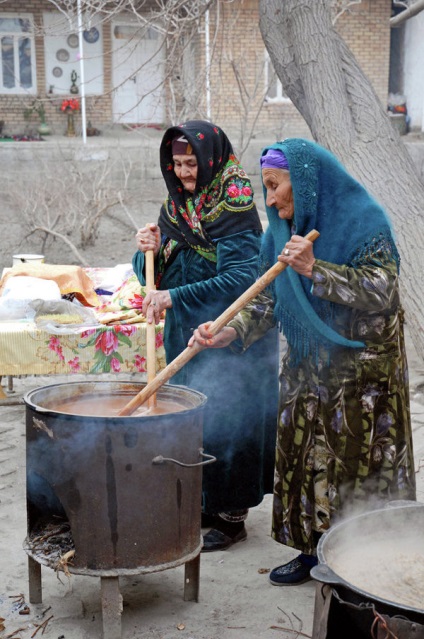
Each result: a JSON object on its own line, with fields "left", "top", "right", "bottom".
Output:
{"left": 2, "top": 276, "right": 62, "bottom": 301}
{"left": 30, "top": 299, "right": 101, "bottom": 335}
{"left": 0, "top": 297, "right": 36, "bottom": 321}
{"left": 0, "top": 276, "right": 62, "bottom": 321}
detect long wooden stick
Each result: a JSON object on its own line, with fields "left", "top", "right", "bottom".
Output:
{"left": 118, "top": 229, "right": 320, "bottom": 416}
{"left": 145, "top": 248, "right": 157, "bottom": 408}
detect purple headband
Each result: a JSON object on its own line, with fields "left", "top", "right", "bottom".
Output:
{"left": 260, "top": 148, "right": 289, "bottom": 171}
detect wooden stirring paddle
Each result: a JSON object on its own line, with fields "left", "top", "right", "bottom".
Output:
{"left": 118, "top": 229, "right": 320, "bottom": 416}
{"left": 145, "top": 246, "right": 157, "bottom": 408}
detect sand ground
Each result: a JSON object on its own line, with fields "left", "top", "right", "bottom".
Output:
{"left": 0, "top": 324, "right": 423, "bottom": 639}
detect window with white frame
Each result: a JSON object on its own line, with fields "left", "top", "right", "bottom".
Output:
{"left": 264, "top": 51, "right": 290, "bottom": 103}
{"left": 0, "top": 14, "right": 36, "bottom": 93}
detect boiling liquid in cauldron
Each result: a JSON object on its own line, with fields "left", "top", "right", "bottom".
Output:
{"left": 50, "top": 395, "right": 187, "bottom": 417}
{"left": 328, "top": 538, "right": 424, "bottom": 610}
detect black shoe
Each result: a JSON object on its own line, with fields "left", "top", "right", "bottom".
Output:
{"left": 201, "top": 525, "right": 247, "bottom": 552}
{"left": 269, "top": 555, "right": 317, "bottom": 586}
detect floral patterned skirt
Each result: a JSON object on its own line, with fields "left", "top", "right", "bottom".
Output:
{"left": 272, "top": 346, "right": 416, "bottom": 555}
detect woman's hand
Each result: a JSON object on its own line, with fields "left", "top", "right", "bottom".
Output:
{"left": 135, "top": 223, "right": 161, "bottom": 255}
{"left": 188, "top": 323, "right": 238, "bottom": 349}
{"left": 278, "top": 234, "right": 316, "bottom": 278}
{"left": 142, "top": 290, "right": 172, "bottom": 324}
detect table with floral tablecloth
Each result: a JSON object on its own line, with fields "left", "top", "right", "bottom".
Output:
{"left": 0, "top": 320, "right": 166, "bottom": 398}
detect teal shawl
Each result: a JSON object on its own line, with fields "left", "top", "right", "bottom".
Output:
{"left": 260, "top": 139, "right": 400, "bottom": 363}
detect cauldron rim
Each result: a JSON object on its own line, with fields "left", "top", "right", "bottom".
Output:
{"left": 313, "top": 501, "right": 424, "bottom": 617}
{"left": 23, "top": 380, "right": 207, "bottom": 418}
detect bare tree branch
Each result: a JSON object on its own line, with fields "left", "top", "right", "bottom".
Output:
{"left": 391, "top": 0, "right": 424, "bottom": 25}
{"left": 118, "top": 193, "right": 139, "bottom": 231}
{"left": 332, "top": 0, "right": 363, "bottom": 25}
{"left": 7, "top": 153, "right": 138, "bottom": 264}
{"left": 31, "top": 226, "right": 90, "bottom": 266}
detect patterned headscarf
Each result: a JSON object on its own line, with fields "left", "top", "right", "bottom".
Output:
{"left": 157, "top": 120, "right": 262, "bottom": 273}
{"left": 260, "top": 138, "right": 399, "bottom": 362}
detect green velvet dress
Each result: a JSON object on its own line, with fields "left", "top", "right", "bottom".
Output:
{"left": 230, "top": 253, "right": 416, "bottom": 554}
{"left": 133, "top": 230, "right": 279, "bottom": 514}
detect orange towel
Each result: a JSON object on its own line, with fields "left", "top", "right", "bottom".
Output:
{"left": 0, "top": 264, "right": 100, "bottom": 307}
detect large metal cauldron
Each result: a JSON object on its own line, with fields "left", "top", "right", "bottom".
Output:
{"left": 311, "top": 502, "right": 424, "bottom": 638}
{"left": 24, "top": 381, "right": 208, "bottom": 574}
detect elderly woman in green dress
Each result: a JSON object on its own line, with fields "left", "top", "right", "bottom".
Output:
{"left": 190, "top": 138, "right": 416, "bottom": 584}
{"left": 133, "top": 120, "right": 278, "bottom": 552}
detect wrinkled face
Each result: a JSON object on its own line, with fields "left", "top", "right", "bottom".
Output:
{"left": 262, "top": 168, "right": 294, "bottom": 220}
{"left": 173, "top": 154, "right": 198, "bottom": 193}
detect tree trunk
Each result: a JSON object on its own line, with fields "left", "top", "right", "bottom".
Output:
{"left": 259, "top": 0, "right": 424, "bottom": 362}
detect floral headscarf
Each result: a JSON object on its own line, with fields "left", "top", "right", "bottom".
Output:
{"left": 157, "top": 120, "right": 262, "bottom": 272}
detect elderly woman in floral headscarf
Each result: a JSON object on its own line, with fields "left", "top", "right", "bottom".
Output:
{"left": 132, "top": 120, "right": 278, "bottom": 551}
{"left": 190, "top": 138, "right": 416, "bottom": 583}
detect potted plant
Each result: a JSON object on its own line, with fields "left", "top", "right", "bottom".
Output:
{"left": 61, "top": 98, "right": 80, "bottom": 137}
{"left": 24, "top": 98, "right": 51, "bottom": 136}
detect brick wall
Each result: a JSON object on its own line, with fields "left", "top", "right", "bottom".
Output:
{"left": 0, "top": 0, "right": 391, "bottom": 140}
{"left": 200, "top": 0, "right": 392, "bottom": 148}
{"left": 198, "top": 0, "right": 308, "bottom": 146}
{"left": 0, "top": 0, "right": 113, "bottom": 136}
{"left": 336, "top": 0, "right": 391, "bottom": 105}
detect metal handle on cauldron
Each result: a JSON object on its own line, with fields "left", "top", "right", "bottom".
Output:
{"left": 118, "top": 229, "right": 320, "bottom": 416}
{"left": 310, "top": 563, "right": 345, "bottom": 586}
{"left": 152, "top": 448, "right": 217, "bottom": 467}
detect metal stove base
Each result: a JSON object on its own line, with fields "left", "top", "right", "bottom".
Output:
{"left": 312, "top": 583, "right": 424, "bottom": 639}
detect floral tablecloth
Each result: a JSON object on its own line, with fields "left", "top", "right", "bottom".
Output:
{"left": 0, "top": 320, "right": 166, "bottom": 377}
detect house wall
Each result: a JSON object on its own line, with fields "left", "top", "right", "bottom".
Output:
{"left": 403, "top": 11, "right": 424, "bottom": 131}
{"left": 202, "top": 0, "right": 392, "bottom": 150}
{"left": 0, "top": 0, "right": 114, "bottom": 135}
{"left": 0, "top": 0, "right": 392, "bottom": 140}
{"left": 204, "top": 0, "right": 310, "bottom": 146}
{"left": 336, "top": 0, "right": 391, "bottom": 107}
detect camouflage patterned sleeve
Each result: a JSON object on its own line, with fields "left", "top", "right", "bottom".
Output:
{"left": 311, "top": 256, "right": 400, "bottom": 311}
{"left": 228, "top": 291, "right": 276, "bottom": 352}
